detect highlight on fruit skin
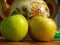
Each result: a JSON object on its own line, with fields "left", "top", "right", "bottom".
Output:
{"left": 29, "top": 16, "right": 57, "bottom": 41}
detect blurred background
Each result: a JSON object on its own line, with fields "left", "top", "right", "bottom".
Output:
{"left": 55, "top": 0, "right": 60, "bottom": 29}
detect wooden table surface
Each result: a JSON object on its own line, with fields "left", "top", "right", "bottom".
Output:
{"left": 0, "top": 36, "right": 60, "bottom": 45}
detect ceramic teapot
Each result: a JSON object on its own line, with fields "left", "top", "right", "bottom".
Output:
{"left": 0, "top": 0, "right": 9, "bottom": 19}
{"left": 0, "top": 0, "right": 58, "bottom": 19}
{"left": 0, "top": 0, "right": 50, "bottom": 19}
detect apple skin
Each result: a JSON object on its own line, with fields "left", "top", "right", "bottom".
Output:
{"left": 29, "top": 16, "right": 57, "bottom": 41}
{"left": 1, "top": 14, "right": 28, "bottom": 41}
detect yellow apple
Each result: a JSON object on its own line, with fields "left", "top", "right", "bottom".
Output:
{"left": 29, "top": 16, "right": 57, "bottom": 41}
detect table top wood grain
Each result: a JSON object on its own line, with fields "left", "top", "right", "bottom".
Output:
{"left": 0, "top": 36, "right": 60, "bottom": 45}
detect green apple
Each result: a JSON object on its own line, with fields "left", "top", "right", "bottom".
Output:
{"left": 1, "top": 14, "right": 28, "bottom": 41}
{"left": 29, "top": 16, "right": 57, "bottom": 41}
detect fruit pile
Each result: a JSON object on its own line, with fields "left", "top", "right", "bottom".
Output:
{"left": 1, "top": 14, "right": 57, "bottom": 42}
{"left": 0, "top": 0, "right": 57, "bottom": 42}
